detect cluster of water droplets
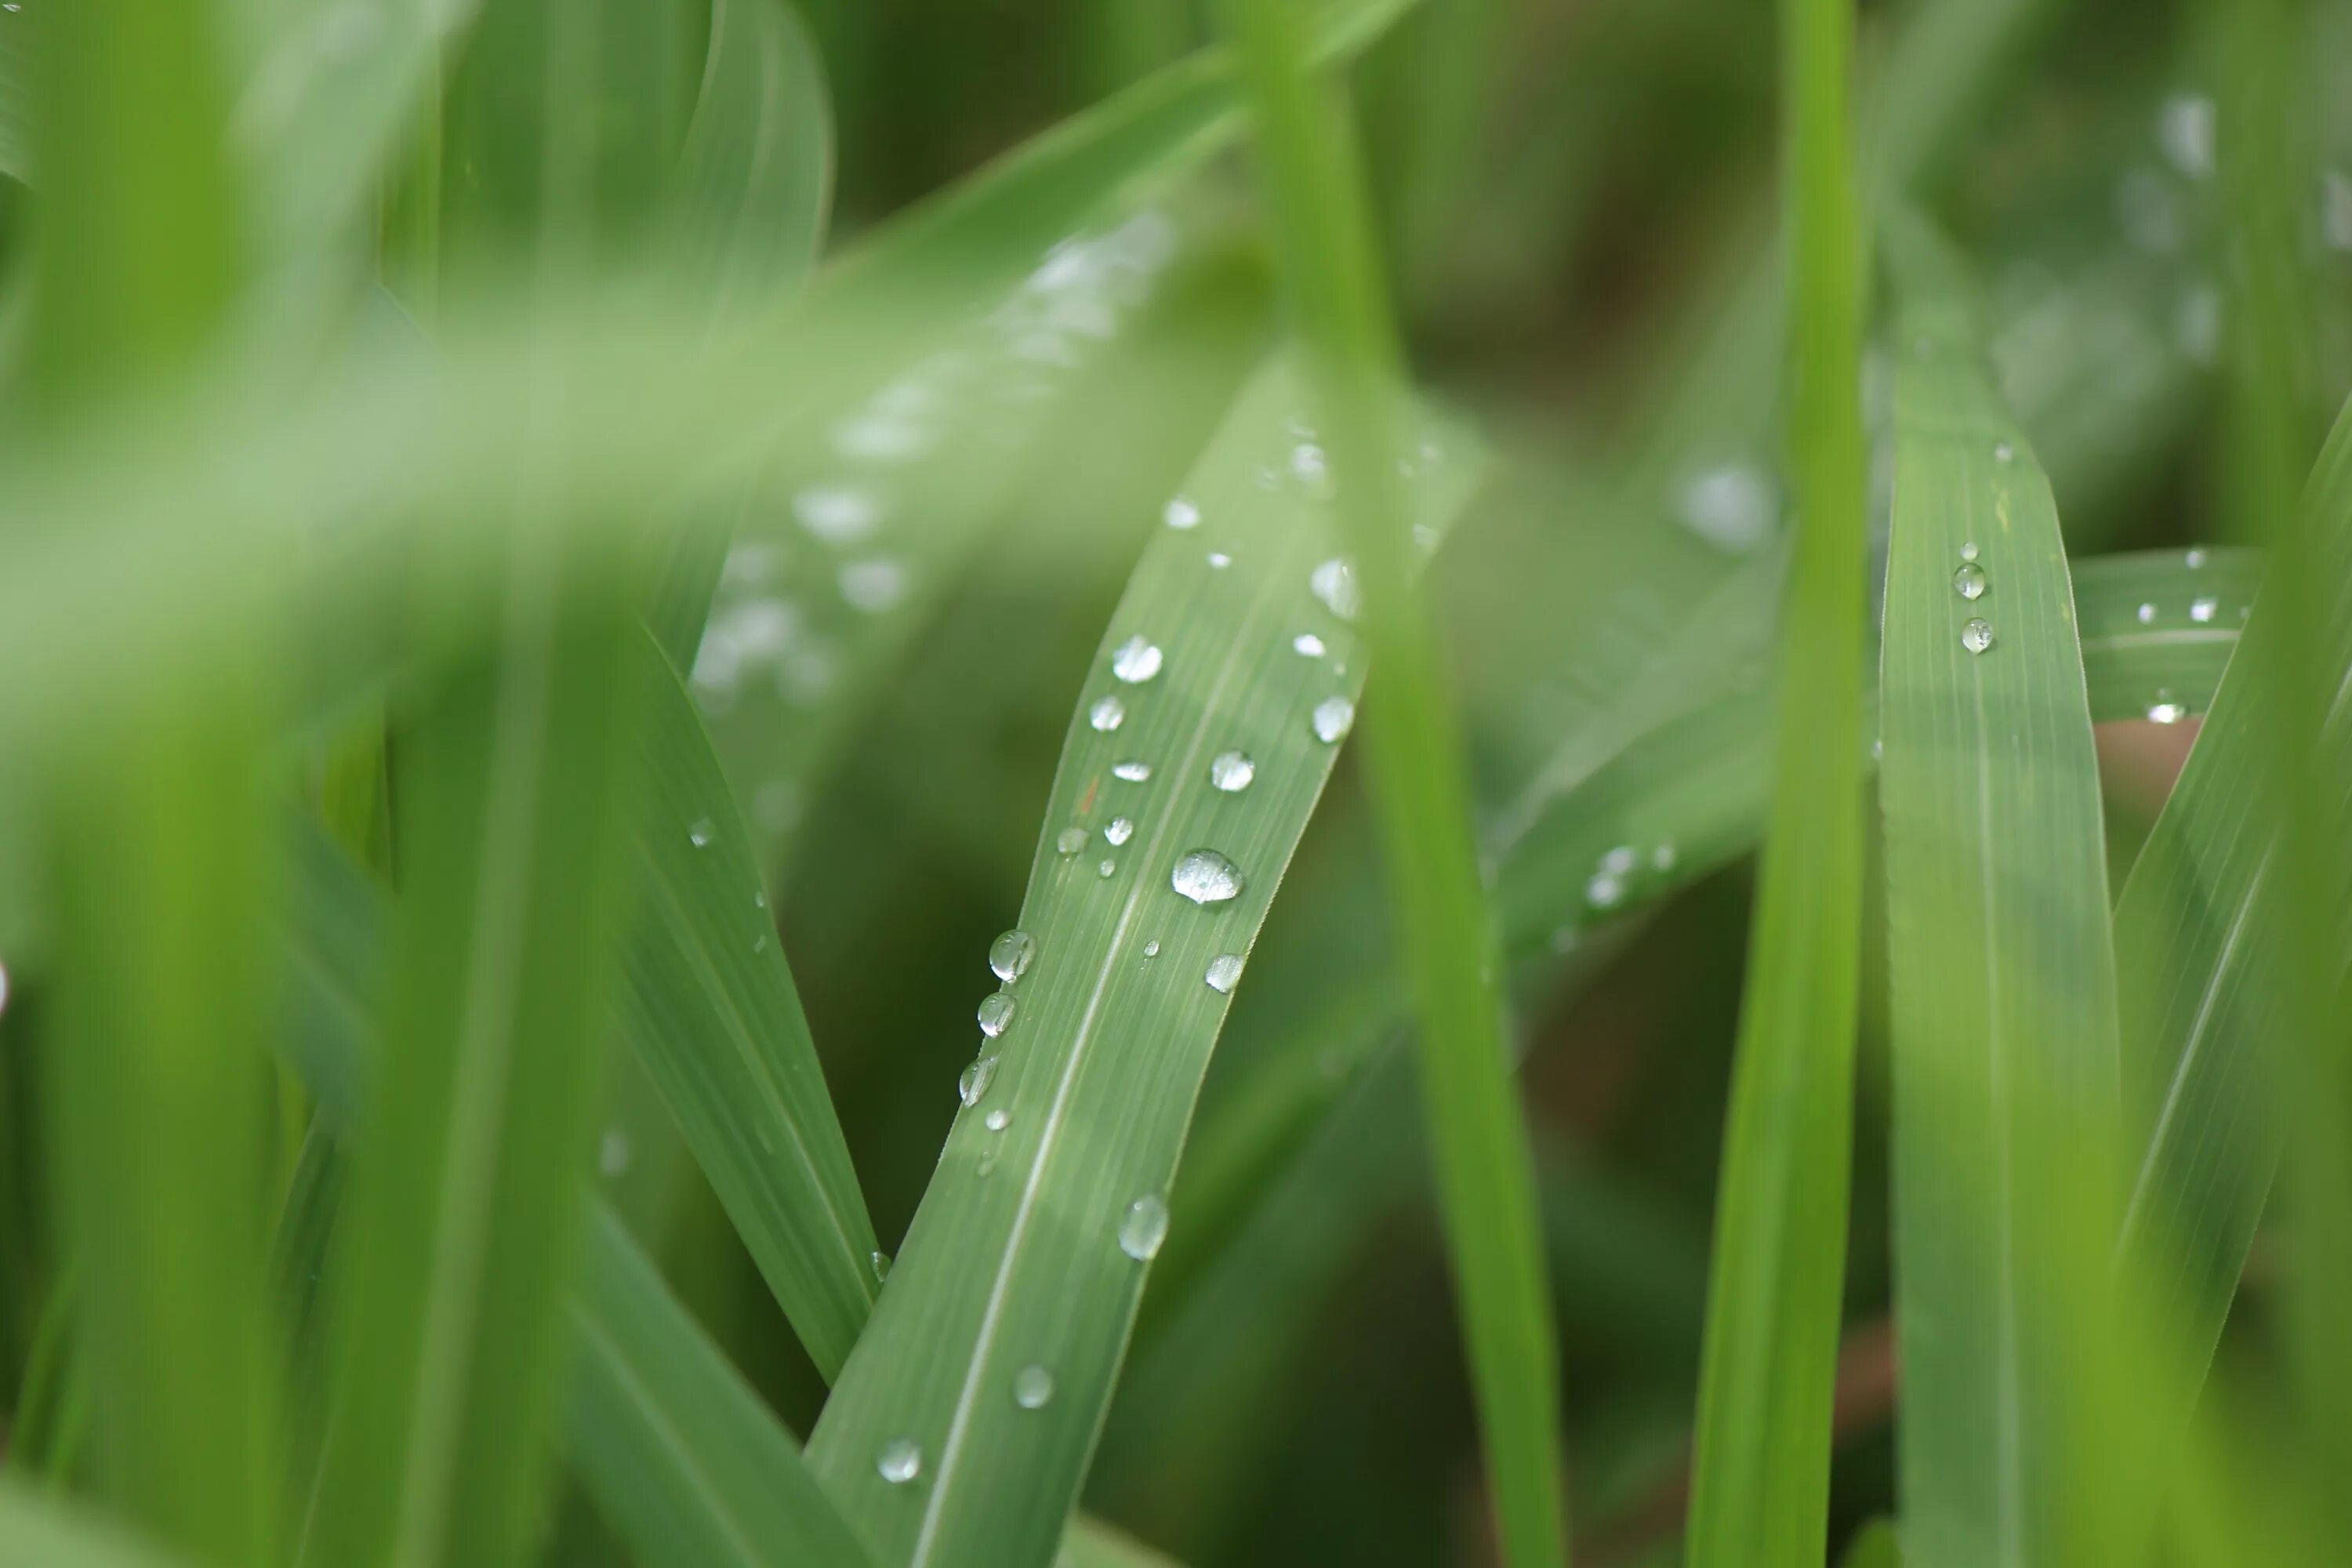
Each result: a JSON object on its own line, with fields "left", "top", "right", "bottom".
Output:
{"left": 1581, "top": 840, "right": 1679, "bottom": 914}
{"left": 1955, "top": 539, "right": 1996, "bottom": 655}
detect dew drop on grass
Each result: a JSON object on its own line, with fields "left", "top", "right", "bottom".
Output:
{"left": 1954, "top": 561, "right": 1987, "bottom": 601}
{"left": 977, "top": 993, "right": 1016, "bottom": 1037}
{"left": 795, "top": 485, "right": 881, "bottom": 543}
{"left": 2148, "top": 698, "right": 2187, "bottom": 724}
{"left": 1163, "top": 496, "right": 1200, "bottom": 530}
{"left": 1993, "top": 441, "right": 2013, "bottom": 465}
{"left": 1112, "top": 636, "right": 1163, "bottom": 683}
{"left": 1098, "top": 859, "right": 1116, "bottom": 878}
{"left": 1959, "top": 540, "right": 1979, "bottom": 562}
{"left": 877, "top": 1439, "right": 921, "bottom": 1484}
{"left": 989, "top": 929, "right": 1035, "bottom": 983}
{"left": 1119, "top": 1195, "right": 1170, "bottom": 1261}
{"left": 870, "top": 1250, "right": 891, "bottom": 1283}
{"left": 1207, "top": 551, "right": 1232, "bottom": 570}
{"left": 1205, "top": 953, "right": 1245, "bottom": 993}
{"left": 1013, "top": 1366, "right": 1055, "bottom": 1410}
{"left": 985, "top": 1108, "right": 1011, "bottom": 1132}
{"left": 1089, "top": 695, "right": 1125, "bottom": 732}
{"left": 840, "top": 558, "right": 909, "bottom": 613}
{"left": 1057, "top": 826, "right": 1089, "bottom": 855}
{"left": 2138, "top": 602, "right": 2158, "bottom": 624}
{"left": 1586, "top": 873, "right": 1624, "bottom": 909}
{"left": 1653, "top": 843, "right": 1678, "bottom": 872}
{"left": 1112, "top": 760, "right": 1152, "bottom": 782}
{"left": 1143, "top": 939, "right": 1161, "bottom": 957}
{"left": 2190, "top": 596, "right": 2218, "bottom": 623}
{"left": 1171, "top": 849, "right": 1243, "bottom": 906}
{"left": 687, "top": 817, "right": 714, "bottom": 848}
{"left": 1208, "top": 751, "right": 1256, "bottom": 792}
{"left": 1961, "top": 619, "right": 1996, "bottom": 655}
{"left": 1294, "top": 633, "right": 1327, "bottom": 657}
{"left": 1599, "top": 845, "right": 1637, "bottom": 877}
{"left": 1105, "top": 817, "right": 1135, "bottom": 846}
{"left": 958, "top": 1055, "right": 999, "bottom": 1105}
{"left": 1311, "top": 696, "right": 1356, "bottom": 744}
{"left": 1310, "top": 557, "right": 1360, "bottom": 619}
{"left": 2186, "top": 547, "right": 2208, "bottom": 568}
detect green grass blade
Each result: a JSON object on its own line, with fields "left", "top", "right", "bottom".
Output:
{"left": 1679, "top": 1, "right": 1867, "bottom": 1564}
{"left": 1877, "top": 220, "right": 2122, "bottom": 1568}
{"left": 0, "top": 1482, "right": 184, "bottom": 1568}
{"left": 2074, "top": 549, "right": 2263, "bottom": 724}
{"left": 800, "top": 356, "right": 1481, "bottom": 1567}
{"left": 0, "top": 2, "right": 34, "bottom": 184}
{"left": 1838, "top": 1519, "right": 1903, "bottom": 1568}
{"left": 673, "top": 0, "right": 833, "bottom": 310}
{"left": 618, "top": 630, "right": 882, "bottom": 1377}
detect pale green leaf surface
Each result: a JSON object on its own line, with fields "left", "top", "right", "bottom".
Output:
{"left": 0, "top": 1483, "right": 183, "bottom": 1568}
{"left": 673, "top": 0, "right": 833, "bottom": 309}
{"left": 2074, "top": 549, "right": 2262, "bottom": 724}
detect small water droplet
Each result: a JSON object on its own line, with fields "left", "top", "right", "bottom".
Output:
{"left": 1954, "top": 561, "right": 1987, "bottom": 601}
{"left": 1164, "top": 496, "right": 1200, "bottom": 530}
{"left": 1586, "top": 873, "right": 1624, "bottom": 909}
{"left": 1208, "top": 751, "right": 1256, "bottom": 792}
{"left": 1098, "top": 859, "right": 1117, "bottom": 878}
{"left": 2148, "top": 694, "right": 2187, "bottom": 723}
{"left": 1960, "top": 540, "right": 1980, "bottom": 562}
{"left": 1310, "top": 557, "right": 1360, "bottom": 619}
{"left": 1171, "top": 848, "right": 1243, "bottom": 906}
{"left": 1599, "top": 845, "right": 1637, "bottom": 876}
{"left": 989, "top": 930, "right": 1036, "bottom": 983}
{"left": 1103, "top": 818, "right": 1135, "bottom": 848}
{"left": 1089, "top": 695, "right": 1126, "bottom": 732}
{"left": 688, "top": 817, "right": 714, "bottom": 848}
{"left": 1207, "top": 551, "right": 1232, "bottom": 570}
{"left": 2190, "top": 596, "right": 2218, "bottom": 623}
{"left": 959, "top": 1054, "right": 1000, "bottom": 1105}
{"left": 871, "top": 1250, "right": 891, "bottom": 1283}
{"left": 1205, "top": 953, "right": 1245, "bottom": 993}
{"left": 1143, "top": 939, "right": 1161, "bottom": 957}
{"left": 1057, "top": 826, "right": 1089, "bottom": 855}
{"left": 1310, "top": 696, "right": 1356, "bottom": 744}
{"left": 977, "top": 993, "right": 1017, "bottom": 1037}
{"left": 1961, "top": 619, "right": 1995, "bottom": 655}
{"left": 1293, "top": 633, "right": 1327, "bottom": 657}
{"left": 877, "top": 1439, "right": 921, "bottom": 1484}
{"left": 1119, "top": 1194, "right": 1170, "bottom": 1260}
{"left": 2185, "top": 547, "right": 2208, "bottom": 569}
{"left": 985, "top": 1108, "right": 1011, "bottom": 1132}
{"left": 1112, "top": 760, "right": 1152, "bottom": 782}
{"left": 1993, "top": 441, "right": 2013, "bottom": 465}
{"left": 1677, "top": 464, "right": 1777, "bottom": 554}
{"left": 1112, "top": 636, "right": 1164, "bottom": 684}
{"left": 1013, "top": 1365, "right": 1054, "bottom": 1409}
{"left": 2137, "top": 602, "right": 2157, "bottom": 625}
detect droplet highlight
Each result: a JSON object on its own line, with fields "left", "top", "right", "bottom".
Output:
{"left": 1310, "top": 696, "right": 1356, "bottom": 744}
{"left": 1013, "top": 1365, "right": 1054, "bottom": 1410}
{"left": 1112, "top": 760, "right": 1152, "bottom": 782}
{"left": 1205, "top": 953, "right": 1245, "bottom": 993}
{"left": 1057, "top": 826, "right": 1089, "bottom": 855}
{"left": 1309, "top": 557, "right": 1361, "bottom": 620}
{"left": 1112, "top": 636, "right": 1164, "bottom": 684}
{"left": 1208, "top": 751, "right": 1256, "bottom": 792}
{"left": 1089, "top": 695, "right": 1126, "bottom": 732}
{"left": 989, "top": 929, "right": 1035, "bottom": 983}
{"left": 1954, "top": 561, "right": 1987, "bottom": 601}
{"left": 877, "top": 1439, "right": 921, "bottom": 1484}
{"left": 1119, "top": 1194, "right": 1170, "bottom": 1261}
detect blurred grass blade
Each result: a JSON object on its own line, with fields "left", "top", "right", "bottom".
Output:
{"left": 1681, "top": 1, "right": 1867, "bottom": 1564}
{"left": 618, "top": 630, "right": 881, "bottom": 1377}
{"left": 1214, "top": 8, "right": 1566, "bottom": 1566}
{"left": 0, "top": 2, "right": 33, "bottom": 183}
{"left": 673, "top": 0, "right": 833, "bottom": 311}
{"left": 0, "top": 1483, "right": 184, "bottom": 1568}
{"left": 2074, "top": 549, "right": 2262, "bottom": 724}
{"left": 801, "top": 357, "right": 1481, "bottom": 1566}
{"left": 1838, "top": 1519, "right": 1903, "bottom": 1568}
{"left": 1878, "top": 219, "right": 2123, "bottom": 1568}
{"left": 303, "top": 540, "right": 645, "bottom": 1568}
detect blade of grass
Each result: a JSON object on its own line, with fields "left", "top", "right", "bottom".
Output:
{"left": 1679, "top": 0, "right": 1867, "bottom": 1563}
{"left": 800, "top": 355, "right": 1483, "bottom": 1566}
{"left": 0, "top": 1482, "right": 184, "bottom": 1568}
{"left": 2074, "top": 549, "right": 2263, "bottom": 724}
{"left": 1214, "top": 5, "right": 1566, "bottom": 1565}
{"left": 1877, "top": 218, "right": 2125, "bottom": 1568}
{"left": 671, "top": 0, "right": 833, "bottom": 314}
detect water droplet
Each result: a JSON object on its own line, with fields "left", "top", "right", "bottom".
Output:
{"left": 959, "top": 1054, "right": 1000, "bottom": 1105}
{"left": 1112, "top": 760, "right": 1152, "bottom": 782}
{"left": 1993, "top": 441, "right": 2014, "bottom": 465}
{"left": 1208, "top": 751, "right": 1256, "bottom": 792}
{"left": 1112, "top": 636, "right": 1163, "bottom": 684}
{"left": 2186, "top": 547, "right": 2208, "bottom": 569}
{"left": 2148, "top": 695, "right": 2187, "bottom": 724}
{"left": 1961, "top": 618, "right": 1995, "bottom": 655}
{"left": 795, "top": 485, "right": 882, "bottom": 543}
{"left": 839, "top": 557, "right": 909, "bottom": 613}
{"left": 1205, "top": 953, "right": 1245, "bottom": 993}
{"left": 1089, "top": 695, "right": 1126, "bottom": 732}
{"left": 1652, "top": 843, "right": 1679, "bottom": 872}
{"left": 2137, "top": 602, "right": 2157, "bottom": 625}
{"left": 1954, "top": 561, "right": 1987, "bottom": 601}
{"left": 989, "top": 929, "right": 1035, "bottom": 983}
{"left": 1013, "top": 1365, "right": 1054, "bottom": 1410}
{"left": 1960, "top": 540, "right": 1980, "bottom": 562}
{"left": 2190, "top": 596, "right": 2218, "bottom": 623}
{"left": 1164, "top": 496, "right": 1200, "bottom": 530}
{"left": 1092, "top": 820, "right": 1131, "bottom": 852}
{"left": 977, "top": 993, "right": 1017, "bottom": 1037}
{"left": 1310, "top": 557, "right": 1361, "bottom": 619}
{"left": 1599, "top": 844, "right": 1637, "bottom": 877}
{"left": 1171, "top": 848, "right": 1243, "bottom": 906}
{"left": 1207, "top": 551, "right": 1232, "bottom": 570}
{"left": 985, "top": 1108, "right": 1011, "bottom": 1132}
{"left": 1057, "top": 826, "right": 1089, "bottom": 855}
{"left": 877, "top": 1439, "right": 921, "bottom": 1484}
{"left": 1586, "top": 873, "right": 1624, "bottom": 909}
{"left": 871, "top": 1250, "right": 892, "bottom": 1283}
{"left": 1119, "top": 1195, "right": 1170, "bottom": 1261}
{"left": 1098, "top": 859, "right": 1117, "bottom": 878}
{"left": 1294, "top": 633, "right": 1327, "bottom": 657}
{"left": 1143, "top": 939, "right": 1161, "bottom": 957}
{"left": 688, "top": 817, "right": 715, "bottom": 848}
{"left": 1676, "top": 464, "right": 1777, "bottom": 554}
{"left": 599, "top": 1128, "right": 632, "bottom": 1178}
{"left": 1310, "top": 696, "right": 1356, "bottom": 744}
{"left": 2159, "top": 93, "right": 2216, "bottom": 180}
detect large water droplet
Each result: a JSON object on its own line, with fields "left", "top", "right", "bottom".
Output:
{"left": 1112, "top": 636, "right": 1163, "bottom": 684}
{"left": 1089, "top": 695, "right": 1125, "bottom": 732}
{"left": 959, "top": 1055, "right": 999, "bottom": 1105}
{"left": 977, "top": 993, "right": 1017, "bottom": 1038}
{"left": 1057, "top": 826, "right": 1089, "bottom": 855}
{"left": 1294, "top": 633, "right": 1327, "bottom": 657}
{"left": 1208, "top": 751, "right": 1256, "bottom": 792}
{"left": 1961, "top": 619, "right": 1995, "bottom": 655}
{"left": 989, "top": 929, "right": 1035, "bottom": 983}
{"left": 2190, "top": 596, "right": 2218, "bottom": 623}
{"left": 1112, "top": 760, "right": 1152, "bottom": 782}
{"left": 1104, "top": 817, "right": 1134, "bottom": 847}
{"left": 1119, "top": 1195, "right": 1170, "bottom": 1261}
{"left": 1171, "top": 849, "right": 1243, "bottom": 906}
{"left": 1205, "top": 953, "right": 1245, "bottom": 993}
{"left": 1954, "top": 561, "right": 1987, "bottom": 601}
{"left": 1309, "top": 557, "right": 1360, "bottom": 620}
{"left": 877, "top": 1439, "right": 921, "bottom": 1484}
{"left": 1311, "top": 696, "right": 1356, "bottom": 744}
{"left": 1013, "top": 1365, "right": 1054, "bottom": 1410}
{"left": 1163, "top": 496, "right": 1200, "bottom": 530}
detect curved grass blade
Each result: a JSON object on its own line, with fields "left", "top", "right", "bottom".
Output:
{"left": 672, "top": 0, "right": 833, "bottom": 312}
{"left": 1878, "top": 220, "right": 2122, "bottom": 1568}
{"left": 0, "top": 1483, "right": 184, "bottom": 1568}
{"left": 800, "top": 356, "right": 1482, "bottom": 1568}
{"left": 2074, "top": 549, "right": 2263, "bottom": 724}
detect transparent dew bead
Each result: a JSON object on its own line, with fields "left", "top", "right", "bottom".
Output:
{"left": 1057, "top": 826, "right": 1089, "bottom": 855}
{"left": 688, "top": 817, "right": 715, "bottom": 848}
{"left": 1119, "top": 1194, "right": 1171, "bottom": 1261}
{"left": 1112, "top": 760, "right": 1152, "bottom": 782}
{"left": 1171, "top": 849, "right": 1243, "bottom": 906}
{"left": 2137, "top": 602, "right": 2157, "bottom": 625}
{"left": 989, "top": 929, "right": 1035, "bottom": 983}
{"left": 958, "top": 1054, "right": 999, "bottom": 1106}
{"left": 870, "top": 1250, "right": 891, "bottom": 1283}
{"left": 1089, "top": 695, "right": 1126, "bottom": 732}
{"left": 1960, "top": 540, "right": 1980, "bottom": 563}
{"left": 1953, "top": 561, "right": 1987, "bottom": 601}
{"left": 985, "top": 1108, "right": 1011, "bottom": 1132}
{"left": 1205, "top": 953, "right": 1245, "bottom": 993}
{"left": 1993, "top": 441, "right": 2014, "bottom": 465}
{"left": 1098, "top": 860, "right": 1117, "bottom": 878}
{"left": 2190, "top": 596, "right": 2218, "bottom": 623}
{"left": 1163, "top": 495, "right": 1200, "bottom": 530}
{"left": 1111, "top": 636, "right": 1163, "bottom": 683}
{"left": 1208, "top": 750, "right": 1256, "bottom": 792}
{"left": 1309, "top": 557, "right": 1361, "bottom": 620}
{"left": 1104, "top": 817, "right": 1135, "bottom": 847}
{"left": 1961, "top": 618, "right": 1995, "bottom": 655}
{"left": 1311, "top": 695, "right": 1356, "bottom": 744}
{"left": 1294, "top": 633, "right": 1327, "bottom": 657}
{"left": 1143, "top": 939, "right": 1161, "bottom": 958}
{"left": 977, "top": 993, "right": 1017, "bottom": 1038}
{"left": 1013, "top": 1365, "right": 1054, "bottom": 1410}
{"left": 1586, "top": 873, "right": 1624, "bottom": 909}
{"left": 877, "top": 1439, "right": 921, "bottom": 1485}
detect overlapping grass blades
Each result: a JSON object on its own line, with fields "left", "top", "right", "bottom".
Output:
{"left": 800, "top": 357, "right": 1480, "bottom": 1566}
{"left": 1878, "top": 220, "right": 2123, "bottom": 1568}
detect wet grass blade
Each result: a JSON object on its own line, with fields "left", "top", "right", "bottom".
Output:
{"left": 1680, "top": 0, "right": 1867, "bottom": 1563}
{"left": 0, "top": 1483, "right": 184, "bottom": 1568}
{"left": 800, "top": 356, "right": 1481, "bottom": 1567}
{"left": 2074, "top": 549, "right": 2263, "bottom": 724}
{"left": 1877, "top": 219, "right": 2122, "bottom": 1568}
